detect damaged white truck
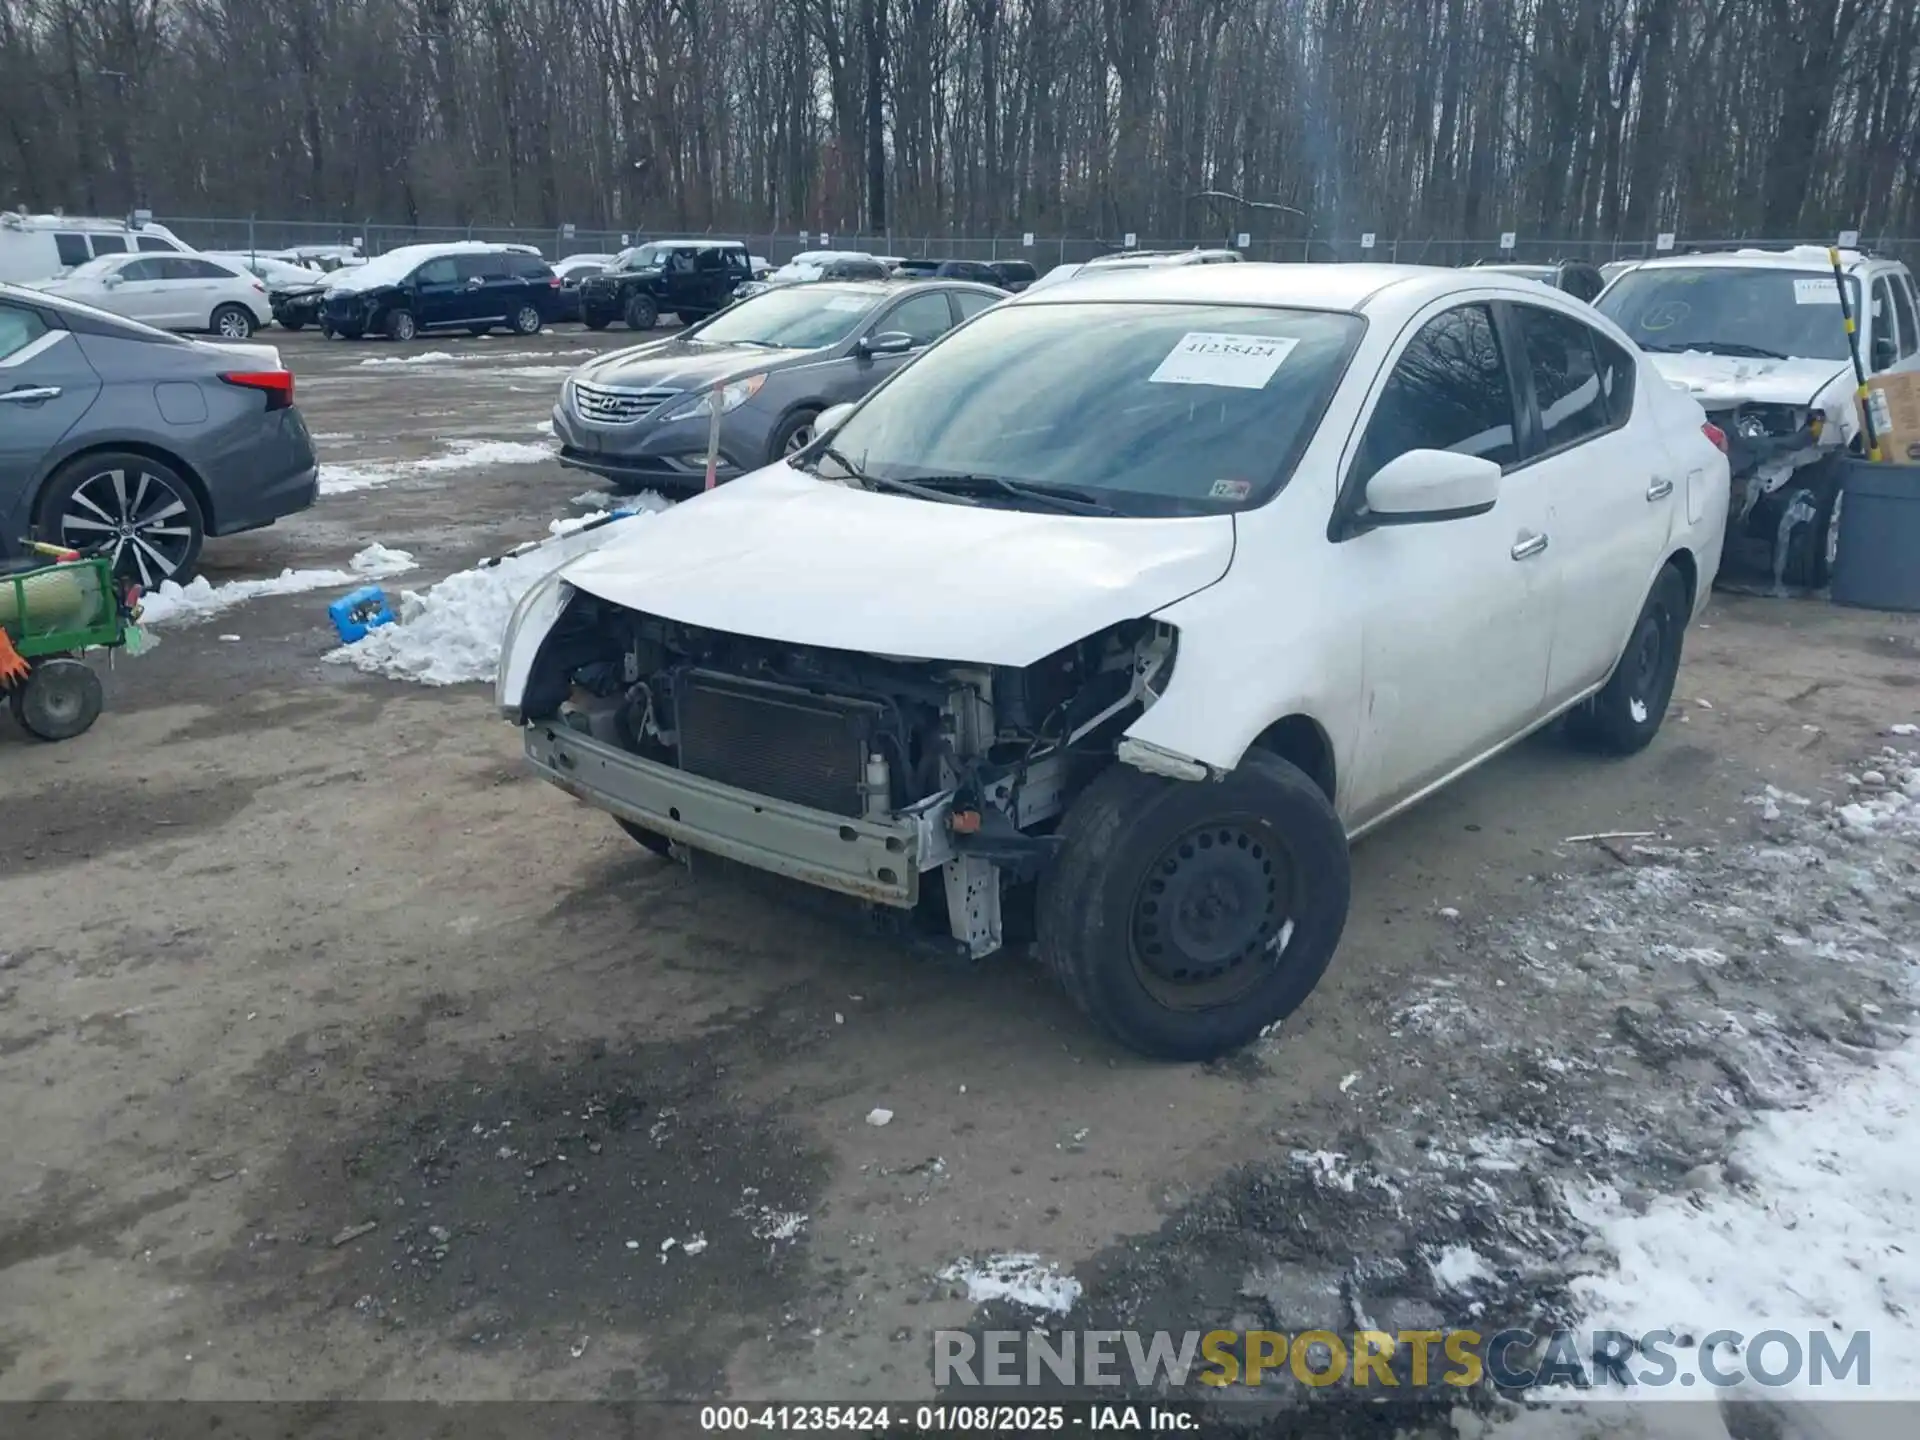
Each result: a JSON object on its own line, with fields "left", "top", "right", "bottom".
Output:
{"left": 500, "top": 264, "right": 1728, "bottom": 1060}
{"left": 1596, "top": 246, "right": 1920, "bottom": 589}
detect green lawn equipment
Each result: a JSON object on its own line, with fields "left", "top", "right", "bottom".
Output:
{"left": 1, "top": 543, "right": 147, "bottom": 742}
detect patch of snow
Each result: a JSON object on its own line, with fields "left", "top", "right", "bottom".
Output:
{"left": 356, "top": 350, "right": 459, "bottom": 367}
{"left": 318, "top": 438, "right": 555, "bottom": 495}
{"left": 940, "top": 1254, "right": 1082, "bottom": 1314}
{"left": 356, "top": 348, "right": 594, "bottom": 367}
{"left": 325, "top": 512, "right": 661, "bottom": 686}
{"left": 138, "top": 545, "right": 415, "bottom": 626}
{"left": 1427, "top": 1243, "right": 1493, "bottom": 1292}
{"left": 866, "top": 1108, "right": 894, "bottom": 1127}
{"left": 1891, "top": 723, "right": 1918, "bottom": 737}
{"left": 569, "top": 488, "right": 610, "bottom": 506}
{"left": 682, "top": 1234, "right": 708, "bottom": 1256}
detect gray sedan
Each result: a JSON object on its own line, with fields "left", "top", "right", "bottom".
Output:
{"left": 0, "top": 282, "right": 318, "bottom": 587}
{"left": 552, "top": 278, "right": 1002, "bottom": 492}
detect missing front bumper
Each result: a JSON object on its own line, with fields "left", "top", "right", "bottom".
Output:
{"left": 525, "top": 723, "right": 922, "bottom": 906}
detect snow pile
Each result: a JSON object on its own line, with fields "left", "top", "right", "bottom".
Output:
{"left": 325, "top": 511, "right": 660, "bottom": 686}
{"left": 138, "top": 545, "right": 415, "bottom": 626}
{"left": 357, "top": 348, "right": 593, "bottom": 367}
{"left": 940, "top": 1255, "right": 1082, "bottom": 1314}
{"left": 318, "top": 438, "right": 554, "bottom": 494}
{"left": 545, "top": 495, "right": 669, "bottom": 538}
{"left": 356, "top": 350, "right": 458, "bottom": 366}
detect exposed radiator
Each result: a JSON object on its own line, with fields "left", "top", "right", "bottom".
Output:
{"left": 674, "top": 671, "right": 882, "bottom": 817}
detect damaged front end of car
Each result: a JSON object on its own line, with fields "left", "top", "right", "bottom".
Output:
{"left": 1706, "top": 397, "right": 1849, "bottom": 591}
{"left": 506, "top": 584, "right": 1178, "bottom": 958}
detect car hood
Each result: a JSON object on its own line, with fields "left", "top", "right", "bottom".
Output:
{"left": 555, "top": 465, "right": 1235, "bottom": 665}
{"left": 572, "top": 337, "right": 814, "bottom": 392}
{"left": 1647, "top": 352, "right": 1851, "bottom": 410}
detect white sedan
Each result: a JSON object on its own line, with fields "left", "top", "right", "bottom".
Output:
{"left": 498, "top": 262, "right": 1730, "bottom": 1060}
{"left": 30, "top": 251, "right": 273, "bottom": 338}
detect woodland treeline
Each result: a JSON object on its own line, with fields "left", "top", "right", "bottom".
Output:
{"left": 2, "top": 0, "right": 1917, "bottom": 241}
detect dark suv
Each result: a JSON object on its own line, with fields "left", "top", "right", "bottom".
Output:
{"left": 577, "top": 240, "right": 753, "bottom": 331}
{"left": 320, "top": 244, "right": 560, "bottom": 340}
{"left": 892, "top": 257, "right": 1007, "bottom": 288}
{"left": 1469, "top": 259, "right": 1607, "bottom": 303}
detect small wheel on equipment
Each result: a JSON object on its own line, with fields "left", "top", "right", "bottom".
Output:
{"left": 11, "top": 658, "right": 104, "bottom": 742}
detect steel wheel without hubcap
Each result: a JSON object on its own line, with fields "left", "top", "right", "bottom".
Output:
{"left": 1130, "top": 821, "right": 1298, "bottom": 1011}
{"left": 48, "top": 463, "right": 202, "bottom": 588}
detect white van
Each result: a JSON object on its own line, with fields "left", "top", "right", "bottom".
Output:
{"left": 0, "top": 211, "right": 192, "bottom": 284}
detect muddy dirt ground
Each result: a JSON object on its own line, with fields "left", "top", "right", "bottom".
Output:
{"left": 2, "top": 327, "right": 1917, "bottom": 1430}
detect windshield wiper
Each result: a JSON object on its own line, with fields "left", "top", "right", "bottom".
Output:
{"left": 812, "top": 446, "right": 981, "bottom": 506}
{"left": 1643, "top": 339, "right": 1789, "bottom": 359}
{"left": 889, "top": 473, "right": 1120, "bottom": 516}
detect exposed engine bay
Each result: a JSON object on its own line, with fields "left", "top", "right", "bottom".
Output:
{"left": 518, "top": 588, "right": 1177, "bottom": 956}
{"left": 1711, "top": 399, "right": 1848, "bottom": 591}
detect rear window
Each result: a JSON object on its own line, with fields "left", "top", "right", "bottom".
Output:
{"left": 136, "top": 235, "right": 178, "bottom": 252}
{"left": 509, "top": 254, "right": 552, "bottom": 279}
{"left": 823, "top": 301, "right": 1366, "bottom": 513}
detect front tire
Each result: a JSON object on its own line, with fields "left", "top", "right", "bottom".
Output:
{"left": 34, "top": 450, "right": 207, "bottom": 589}
{"left": 1566, "top": 565, "right": 1689, "bottom": 755}
{"left": 770, "top": 408, "right": 821, "bottom": 463}
{"left": 12, "top": 658, "right": 104, "bottom": 742}
{"left": 385, "top": 308, "right": 417, "bottom": 342}
{"left": 512, "top": 303, "right": 543, "bottom": 335}
{"left": 624, "top": 294, "right": 659, "bottom": 330}
{"left": 211, "top": 303, "right": 255, "bottom": 340}
{"left": 1037, "top": 750, "right": 1351, "bottom": 1061}
{"left": 582, "top": 312, "right": 611, "bottom": 331}
{"left": 280, "top": 317, "right": 306, "bottom": 332}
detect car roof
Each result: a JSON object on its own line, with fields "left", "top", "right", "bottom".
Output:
{"left": 768, "top": 277, "right": 1000, "bottom": 302}
{"left": 1004, "top": 261, "right": 1592, "bottom": 315}
{"left": 645, "top": 238, "right": 747, "bottom": 250}
{"left": 1628, "top": 246, "right": 1902, "bottom": 276}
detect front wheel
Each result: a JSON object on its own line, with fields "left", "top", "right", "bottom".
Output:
{"left": 1037, "top": 750, "right": 1351, "bottom": 1061}
{"left": 623, "top": 294, "right": 659, "bottom": 330}
{"left": 319, "top": 318, "right": 336, "bottom": 338}
{"left": 770, "top": 408, "right": 821, "bottom": 463}
{"left": 511, "top": 303, "right": 543, "bottom": 335}
{"left": 11, "top": 658, "right": 104, "bottom": 742}
{"left": 279, "top": 317, "right": 306, "bottom": 332}
{"left": 385, "top": 308, "right": 417, "bottom": 342}
{"left": 211, "top": 303, "right": 256, "bottom": 340}
{"left": 581, "top": 312, "right": 611, "bottom": 331}
{"left": 1566, "top": 565, "right": 1689, "bottom": 755}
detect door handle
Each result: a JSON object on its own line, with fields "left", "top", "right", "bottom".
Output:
{"left": 1647, "top": 478, "right": 1675, "bottom": 501}
{"left": 1510, "top": 531, "right": 1549, "bottom": 561}
{"left": 467, "top": 277, "right": 486, "bottom": 287}
{"left": 0, "top": 386, "right": 60, "bottom": 403}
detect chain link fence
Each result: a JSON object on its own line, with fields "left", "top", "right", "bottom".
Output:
{"left": 155, "top": 215, "right": 1920, "bottom": 272}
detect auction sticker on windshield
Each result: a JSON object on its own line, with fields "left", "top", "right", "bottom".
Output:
{"left": 1149, "top": 332, "right": 1299, "bottom": 389}
{"left": 1793, "top": 277, "right": 1842, "bottom": 305}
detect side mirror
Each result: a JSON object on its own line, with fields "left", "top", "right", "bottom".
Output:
{"left": 856, "top": 330, "right": 915, "bottom": 358}
{"left": 1359, "top": 449, "right": 1501, "bottom": 528}
{"left": 815, "top": 401, "right": 857, "bottom": 437}
{"left": 1871, "top": 335, "right": 1897, "bottom": 371}
{"left": 101, "top": 273, "right": 122, "bottom": 288}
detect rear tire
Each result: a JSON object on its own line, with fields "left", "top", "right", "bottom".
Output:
{"left": 1036, "top": 750, "right": 1351, "bottom": 1061}
{"left": 624, "top": 294, "right": 659, "bottom": 330}
{"left": 1566, "top": 565, "right": 1689, "bottom": 755}
{"left": 34, "top": 449, "right": 206, "bottom": 589}
{"left": 210, "top": 304, "right": 255, "bottom": 340}
{"left": 512, "top": 303, "right": 543, "bottom": 335}
{"left": 12, "top": 658, "right": 104, "bottom": 742}
{"left": 385, "top": 308, "right": 417, "bottom": 342}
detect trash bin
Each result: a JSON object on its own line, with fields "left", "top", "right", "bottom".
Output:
{"left": 1830, "top": 459, "right": 1920, "bottom": 613}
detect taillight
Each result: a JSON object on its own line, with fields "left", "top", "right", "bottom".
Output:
{"left": 549, "top": 275, "right": 562, "bottom": 288}
{"left": 1702, "top": 421, "right": 1728, "bottom": 455}
{"left": 251, "top": 280, "right": 267, "bottom": 294}
{"left": 221, "top": 370, "right": 295, "bottom": 411}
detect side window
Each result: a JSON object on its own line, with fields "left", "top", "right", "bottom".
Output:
{"left": 136, "top": 235, "right": 177, "bottom": 252}
{"left": 1592, "top": 330, "right": 1636, "bottom": 424}
{"left": 54, "top": 233, "right": 90, "bottom": 267}
{"left": 120, "top": 258, "right": 165, "bottom": 281}
{"left": 0, "top": 301, "right": 49, "bottom": 361}
{"left": 953, "top": 290, "right": 997, "bottom": 320}
{"left": 1871, "top": 278, "right": 1897, "bottom": 365}
{"left": 1512, "top": 305, "right": 1613, "bottom": 452}
{"left": 461, "top": 253, "right": 508, "bottom": 280}
{"left": 667, "top": 249, "right": 697, "bottom": 274}
{"left": 1894, "top": 275, "right": 1920, "bottom": 358}
{"left": 1352, "top": 303, "right": 1518, "bottom": 484}
{"left": 89, "top": 234, "right": 128, "bottom": 255}
{"left": 186, "top": 258, "right": 236, "bottom": 279}
{"left": 694, "top": 249, "right": 727, "bottom": 273}
{"left": 876, "top": 293, "right": 956, "bottom": 346}
{"left": 418, "top": 257, "right": 460, "bottom": 284}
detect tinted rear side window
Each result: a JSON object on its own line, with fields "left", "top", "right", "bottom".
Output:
{"left": 55, "top": 233, "right": 90, "bottom": 267}
{"left": 509, "top": 255, "right": 551, "bottom": 278}
{"left": 1511, "top": 304, "right": 1613, "bottom": 453}
{"left": 137, "top": 235, "right": 177, "bottom": 252}
{"left": 90, "top": 235, "right": 128, "bottom": 255}
{"left": 1353, "top": 303, "right": 1518, "bottom": 483}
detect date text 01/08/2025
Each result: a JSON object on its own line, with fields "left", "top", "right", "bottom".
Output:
{"left": 698, "top": 1403, "right": 1202, "bottom": 1431}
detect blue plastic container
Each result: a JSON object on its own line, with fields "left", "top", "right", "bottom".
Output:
{"left": 328, "top": 585, "right": 396, "bottom": 643}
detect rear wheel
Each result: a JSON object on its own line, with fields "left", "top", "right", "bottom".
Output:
{"left": 337, "top": 321, "right": 363, "bottom": 340}
{"left": 11, "top": 658, "right": 104, "bottom": 742}
{"left": 1037, "top": 750, "right": 1351, "bottom": 1061}
{"left": 1566, "top": 565, "right": 1689, "bottom": 755}
{"left": 35, "top": 450, "right": 206, "bottom": 589}
{"left": 512, "top": 303, "right": 543, "bottom": 335}
{"left": 385, "top": 308, "right": 417, "bottom": 342}
{"left": 211, "top": 304, "right": 255, "bottom": 340}
{"left": 623, "top": 293, "right": 659, "bottom": 330}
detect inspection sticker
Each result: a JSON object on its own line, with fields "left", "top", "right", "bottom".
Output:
{"left": 1209, "top": 478, "right": 1252, "bottom": 499}
{"left": 1149, "top": 332, "right": 1298, "bottom": 389}
{"left": 1792, "top": 277, "right": 1842, "bottom": 305}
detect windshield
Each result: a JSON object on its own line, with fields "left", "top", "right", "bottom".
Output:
{"left": 58, "top": 256, "right": 124, "bottom": 281}
{"left": 613, "top": 244, "right": 669, "bottom": 271}
{"left": 327, "top": 246, "right": 462, "bottom": 292}
{"left": 691, "top": 286, "right": 876, "bottom": 349}
{"left": 1597, "top": 266, "right": 1862, "bottom": 361}
{"left": 819, "top": 302, "right": 1364, "bottom": 513}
